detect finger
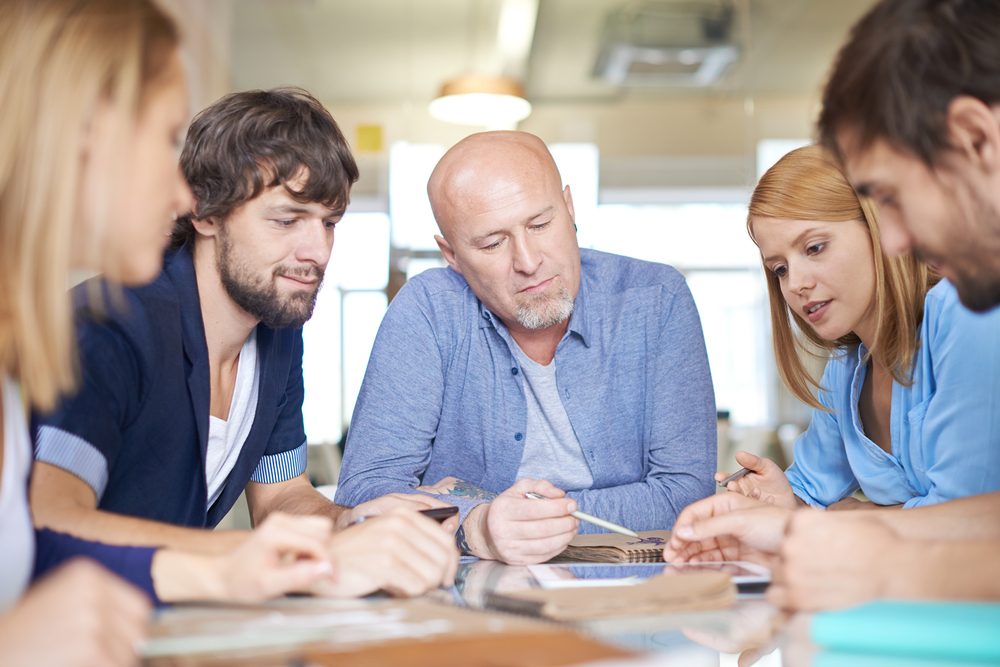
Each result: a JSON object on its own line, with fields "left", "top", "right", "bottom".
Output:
{"left": 385, "top": 512, "right": 458, "bottom": 581}
{"left": 261, "top": 513, "right": 335, "bottom": 542}
{"left": 766, "top": 583, "right": 789, "bottom": 609}
{"left": 502, "top": 497, "right": 576, "bottom": 521}
{"left": 256, "top": 523, "right": 335, "bottom": 564}
{"left": 381, "top": 538, "right": 453, "bottom": 596}
{"left": 396, "top": 493, "right": 451, "bottom": 508}
{"left": 502, "top": 514, "right": 578, "bottom": 540}
{"left": 673, "top": 514, "right": 742, "bottom": 543}
{"left": 508, "top": 478, "right": 567, "bottom": 500}
{"left": 507, "top": 531, "right": 576, "bottom": 565}
{"left": 735, "top": 450, "right": 766, "bottom": 472}
{"left": 102, "top": 587, "right": 150, "bottom": 667}
{"left": 263, "top": 560, "right": 337, "bottom": 598}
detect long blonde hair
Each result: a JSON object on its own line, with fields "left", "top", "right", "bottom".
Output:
{"left": 0, "top": 0, "right": 179, "bottom": 410}
{"left": 748, "top": 144, "right": 935, "bottom": 409}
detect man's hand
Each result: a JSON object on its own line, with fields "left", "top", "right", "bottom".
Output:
{"left": 212, "top": 513, "right": 338, "bottom": 601}
{"left": 664, "top": 492, "right": 789, "bottom": 566}
{"left": 0, "top": 560, "right": 150, "bottom": 667}
{"left": 461, "top": 478, "right": 578, "bottom": 565}
{"left": 151, "top": 513, "right": 337, "bottom": 603}
{"left": 314, "top": 507, "right": 459, "bottom": 598}
{"left": 718, "top": 451, "right": 799, "bottom": 509}
{"left": 337, "top": 493, "right": 458, "bottom": 533}
{"left": 768, "top": 511, "right": 911, "bottom": 611}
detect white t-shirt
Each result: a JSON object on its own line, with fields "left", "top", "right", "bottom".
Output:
{"left": 0, "top": 375, "right": 36, "bottom": 610}
{"left": 205, "top": 330, "right": 259, "bottom": 509}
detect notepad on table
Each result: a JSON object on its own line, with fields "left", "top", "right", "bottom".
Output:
{"left": 548, "top": 530, "right": 671, "bottom": 563}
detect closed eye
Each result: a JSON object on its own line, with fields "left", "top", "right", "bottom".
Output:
{"left": 480, "top": 238, "right": 505, "bottom": 251}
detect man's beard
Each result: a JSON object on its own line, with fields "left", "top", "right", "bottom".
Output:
{"left": 217, "top": 229, "right": 323, "bottom": 328}
{"left": 515, "top": 286, "right": 574, "bottom": 330}
{"left": 934, "top": 184, "right": 1000, "bottom": 313}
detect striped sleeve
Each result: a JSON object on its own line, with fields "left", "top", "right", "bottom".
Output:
{"left": 34, "top": 426, "right": 110, "bottom": 499}
{"left": 249, "top": 440, "right": 308, "bottom": 483}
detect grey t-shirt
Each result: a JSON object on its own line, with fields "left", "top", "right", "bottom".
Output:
{"left": 511, "top": 342, "right": 594, "bottom": 491}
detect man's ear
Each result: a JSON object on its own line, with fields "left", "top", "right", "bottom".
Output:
{"left": 190, "top": 212, "right": 221, "bottom": 239}
{"left": 946, "top": 96, "right": 1000, "bottom": 174}
{"left": 435, "top": 234, "right": 460, "bottom": 272}
{"left": 563, "top": 185, "right": 576, "bottom": 228}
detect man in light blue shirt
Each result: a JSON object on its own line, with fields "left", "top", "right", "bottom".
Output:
{"left": 336, "top": 131, "right": 716, "bottom": 564}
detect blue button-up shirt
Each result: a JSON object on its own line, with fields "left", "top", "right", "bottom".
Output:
{"left": 336, "top": 248, "right": 717, "bottom": 530}
{"left": 787, "top": 280, "right": 1000, "bottom": 508}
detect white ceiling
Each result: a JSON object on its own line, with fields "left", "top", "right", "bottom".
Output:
{"left": 229, "top": 0, "right": 876, "bottom": 105}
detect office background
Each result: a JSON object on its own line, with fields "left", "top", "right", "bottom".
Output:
{"left": 156, "top": 0, "right": 876, "bottom": 498}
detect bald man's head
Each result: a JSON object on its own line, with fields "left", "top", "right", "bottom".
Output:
{"left": 427, "top": 131, "right": 581, "bottom": 337}
{"left": 428, "top": 131, "right": 564, "bottom": 239}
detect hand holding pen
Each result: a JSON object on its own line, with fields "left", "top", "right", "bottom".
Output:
{"left": 716, "top": 451, "right": 800, "bottom": 509}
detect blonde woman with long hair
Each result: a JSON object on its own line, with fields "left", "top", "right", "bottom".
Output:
{"left": 720, "top": 144, "right": 1000, "bottom": 509}
{"left": 0, "top": 2, "right": 343, "bottom": 664}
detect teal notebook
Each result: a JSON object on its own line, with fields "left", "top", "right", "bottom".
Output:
{"left": 812, "top": 601, "right": 1000, "bottom": 663}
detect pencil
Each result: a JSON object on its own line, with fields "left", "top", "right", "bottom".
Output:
{"left": 524, "top": 492, "right": 640, "bottom": 538}
{"left": 717, "top": 467, "right": 752, "bottom": 488}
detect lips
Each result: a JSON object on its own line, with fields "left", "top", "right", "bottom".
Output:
{"left": 279, "top": 273, "right": 319, "bottom": 287}
{"left": 518, "top": 276, "right": 555, "bottom": 294}
{"left": 803, "top": 300, "right": 831, "bottom": 323}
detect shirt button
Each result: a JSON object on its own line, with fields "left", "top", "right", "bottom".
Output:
{"left": 514, "top": 432, "right": 523, "bottom": 441}
{"left": 511, "top": 367, "right": 519, "bottom": 376}
{"left": 482, "top": 312, "right": 490, "bottom": 320}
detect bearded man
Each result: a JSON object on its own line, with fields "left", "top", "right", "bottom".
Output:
{"left": 29, "top": 89, "right": 460, "bottom": 598}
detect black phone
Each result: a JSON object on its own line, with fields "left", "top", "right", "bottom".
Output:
{"left": 419, "top": 506, "right": 459, "bottom": 523}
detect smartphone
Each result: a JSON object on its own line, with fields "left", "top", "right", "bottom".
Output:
{"left": 419, "top": 506, "right": 459, "bottom": 523}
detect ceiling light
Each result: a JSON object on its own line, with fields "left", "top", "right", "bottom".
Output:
{"left": 428, "top": 74, "right": 532, "bottom": 129}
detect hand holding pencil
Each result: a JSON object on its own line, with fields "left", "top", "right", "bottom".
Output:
{"left": 716, "top": 451, "right": 799, "bottom": 509}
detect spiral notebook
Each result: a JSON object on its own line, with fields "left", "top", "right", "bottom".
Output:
{"left": 548, "top": 530, "right": 671, "bottom": 563}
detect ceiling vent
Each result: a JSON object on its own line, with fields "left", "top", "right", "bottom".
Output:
{"left": 593, "top": 1, "right": 739, "bottom": 87}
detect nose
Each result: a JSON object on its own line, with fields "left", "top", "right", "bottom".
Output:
{"left": 511, "top": 232, "right": 542, "bottom": 275}
{"left": 877, "top": 212, "right": 913, "bottom": 257}
{"left": 786, "top": 259, "right": 815, "bottom": 296}
{"left": 295, "top": 218, "right": 333, "bottom": 268}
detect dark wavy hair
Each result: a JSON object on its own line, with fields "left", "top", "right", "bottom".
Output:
{"left": 819, "top": 0, "right": 1000, "bottom": 165}
{"left": 172, "top": 87, "right": 359, "bottom": 247}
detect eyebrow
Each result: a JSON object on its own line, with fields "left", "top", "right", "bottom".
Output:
{"left": 762, "top": 226, "right": 823, "bottom": 265}
{"left": 264, "top": 203, "right": 343, "bottom": 218}
{"left": 468, "top": 207, "right": 556, "bottom": 246}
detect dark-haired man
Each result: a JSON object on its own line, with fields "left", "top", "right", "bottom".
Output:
{"left": 30, "top": 88, "right": 458, "bottom": 597}
{"left": 666, "top": 0, "right": 1000, "bottom": 610}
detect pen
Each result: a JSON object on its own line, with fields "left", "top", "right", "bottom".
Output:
{"left": 717, "top": 467, "right": 752, "bottom": 488}
{"left": 524, "top": 491, "right": 639, "bottom": 538}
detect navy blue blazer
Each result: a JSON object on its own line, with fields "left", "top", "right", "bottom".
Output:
{"left": 33, "top": 246, "right": 308, "bottom": 527}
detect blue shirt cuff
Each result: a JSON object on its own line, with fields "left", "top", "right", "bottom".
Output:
{"left": 34, "top": 426, "right": 109, "bottom": 499}
{"left": 250, "top": 440, "right": 308, "bottom": 483}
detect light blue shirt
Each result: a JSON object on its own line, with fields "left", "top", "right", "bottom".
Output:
{"left": 335, "top": 249, "right": 717, "bottom": 531}
{"left": 786, "top": 280, "right": 1000, "bottom": 508}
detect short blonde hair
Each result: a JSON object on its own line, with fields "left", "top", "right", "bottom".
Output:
{"left": 0, "top": 0, "right": 179, "bottom": 410}
{"left": 748, "top": 144, "right": 934, "bottom": 409}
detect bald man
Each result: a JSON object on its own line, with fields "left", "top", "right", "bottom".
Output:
{"left": 335, "top": 131, "right": 716, "bottom": 565}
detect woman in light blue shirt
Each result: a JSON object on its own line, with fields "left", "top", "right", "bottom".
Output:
{"left": 722, "top": 144, "right": 1000, "bottom": 509}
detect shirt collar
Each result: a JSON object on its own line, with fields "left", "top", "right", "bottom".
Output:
{"left": 475, "top": 276, "right": 593, "bottom": 348}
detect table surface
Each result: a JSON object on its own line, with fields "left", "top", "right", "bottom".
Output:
{"left": 143, "top": 558, "right": 825, "bottom": 666}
